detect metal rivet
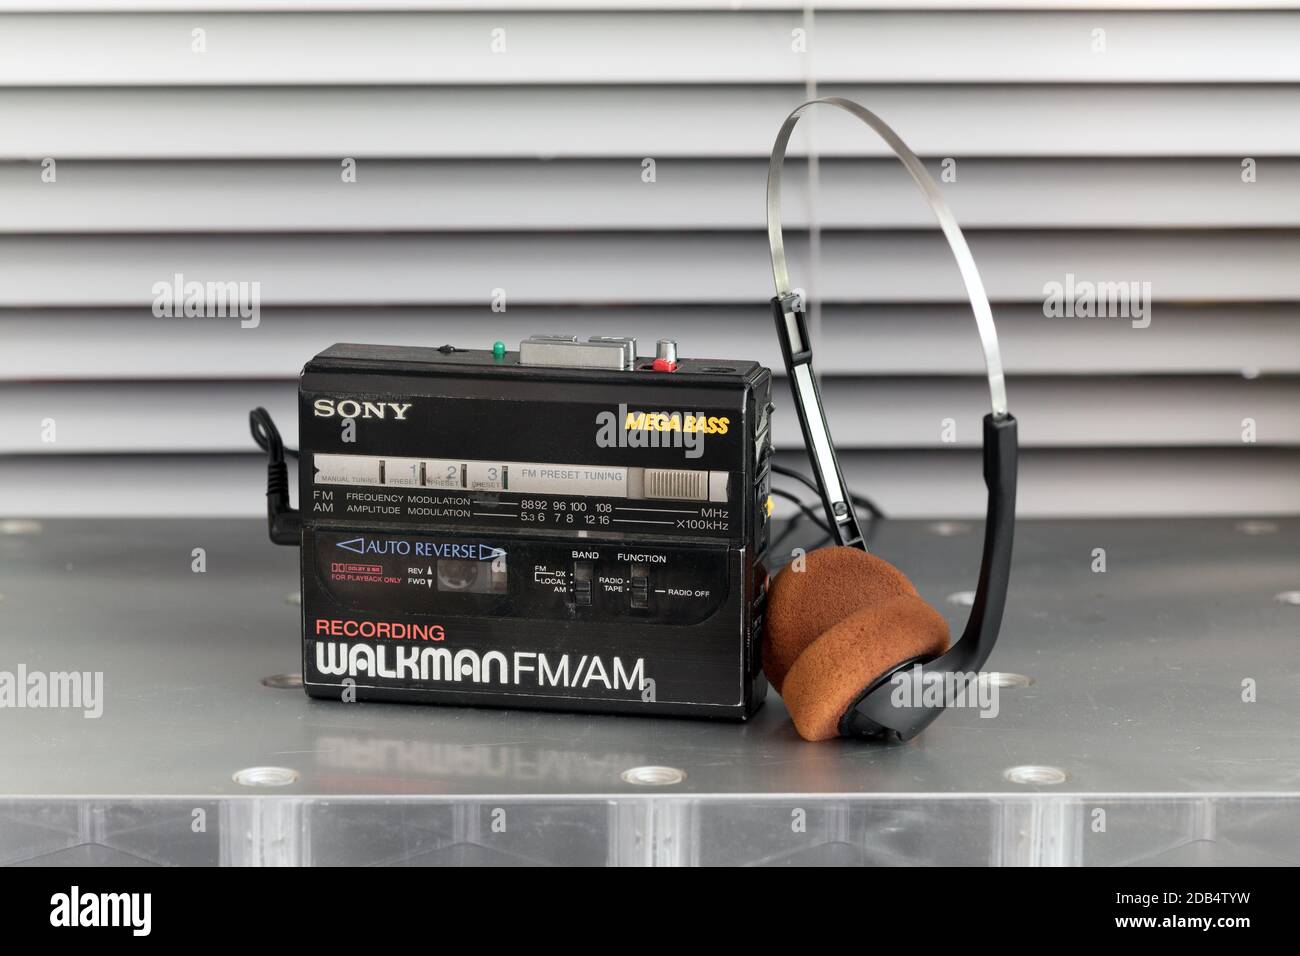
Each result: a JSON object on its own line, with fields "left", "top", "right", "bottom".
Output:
{"left": 947, "top": 590, "right": 976, "bottom": 606}
{"left": 1004, "top": 765, "right": 1068, "bottom": 785}
{"left": 1274, "top": 591, "right": 1300, "bottom": 606}
{"left": 0, "top": 520, "right": 42, "bottom": 535}
{"left": 928, "top": 521, "right": 972, "bottom": 537}
{"left": 621, "top": 766, "right": 686, "bottom": 786}
{"left": 233, "top": 766, "right": 299, "bottom": 787}
{"left": 261, "top": 673, "right": 303, "bottom": 689}
{"left": 1235, "top": 520, "right": 1278, "bottom": 535}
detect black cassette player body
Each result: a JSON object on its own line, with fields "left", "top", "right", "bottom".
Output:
{"left": 296, "top": 336, "right": 774, "bottom": 720}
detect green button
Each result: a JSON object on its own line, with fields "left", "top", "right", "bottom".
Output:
{"left": 492, "top": 340, "right": 506, "bottom": 360}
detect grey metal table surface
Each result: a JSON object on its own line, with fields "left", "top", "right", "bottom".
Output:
{"left": 0, "top": 517, "right": 1297, "bottom": 866}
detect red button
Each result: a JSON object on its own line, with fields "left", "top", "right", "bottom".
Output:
{"left": 651, "top": 358, "right": 678, "bottom": 372}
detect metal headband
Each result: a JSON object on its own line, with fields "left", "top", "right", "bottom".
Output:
{"left": 766, "top": 96, "right": 1008, "bottom": 419}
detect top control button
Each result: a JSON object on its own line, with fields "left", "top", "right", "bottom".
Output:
{"left": 655, "top": 339, "right": 678, "bottom": 369}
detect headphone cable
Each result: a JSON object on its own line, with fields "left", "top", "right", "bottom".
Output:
{"left": 771, "top": 462, "right": 885, "bottom": 520}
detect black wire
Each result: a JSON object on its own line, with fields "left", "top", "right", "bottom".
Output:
{"left": 768, "top": 510, "right": 807, "bottom": 554}
{"left": 769, "top": 461, "right": 885, "bottom": 520}
{"left": 250, "top": 407, "right": 302, "bottom": 544}
{"left": 769, "top": 488, "right": 832, "bottom": 536}
{"left": 768, "top": 462, "right": 884, "bottom": 555}
{"left": 850, "top": 493, "right": 885, "bottom": 521}
{"left": 769, "top": 509, "right": 833, "bottom": 557}
{"left": 249, "top": 407, "right": 284, "bottom": 463}
{"left": 770, "top": 462, "right": 819, "bottom": 495}
{"left": 248, "top": 408, "right": 299, "bottom": 459}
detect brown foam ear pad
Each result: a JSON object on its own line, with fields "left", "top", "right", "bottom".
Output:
{"left": 780, "top": 594, "right": 951, "bottom": 742}
{"left": 762, "top": 547, "right": 919, "bottom": 693}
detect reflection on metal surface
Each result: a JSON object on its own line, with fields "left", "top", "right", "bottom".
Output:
{"left": 261, "top": 673, "right": 303, "bottom": 690}
{"left": 0, "top": 519, "right": 41, "bottom": 535}
{"left": 313, "top": 734, "right": 652, "bottom": 789}
{"left": 983, "top": 672, "right": 1034, "bottom": 689}
{"left": 1235, "top": 520, "right": 1279, "bottom": 535}
{"left": 928, "top": 521, "right": 972, "bottom": 537}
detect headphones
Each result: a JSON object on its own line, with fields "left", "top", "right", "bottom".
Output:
{"left": 761, "top": 97, "right": 1019, "bottom": 742}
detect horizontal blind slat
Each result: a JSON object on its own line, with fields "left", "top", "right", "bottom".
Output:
{"left": 3, "top": 11, "right": 1299, "bottom": 85}
{"left": 1, "top": 232, "right": 1296, "bottom": 306}
{"left": 4, "top": 85, "right": 1299, "bottom": 159}
{"left": 3, "top": 158, "right": 1297, "bottom": 232}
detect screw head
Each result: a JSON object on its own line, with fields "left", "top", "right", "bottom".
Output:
{"left": 1004, "top": 765, "right": 1068, "bottom": 785}
{"left": 233, "top": 766, "right": 299, "bottom": 787}
{"left": 621, "top": 766, "right": 686, "bottom": 786}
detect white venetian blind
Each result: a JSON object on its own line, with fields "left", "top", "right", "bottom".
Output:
{"left": 1, "top": 1, "right": 1297, "bottom": 517}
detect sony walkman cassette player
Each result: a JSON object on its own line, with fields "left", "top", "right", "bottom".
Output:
{"left": 253, "top": 336, "right": 775, "bottom": 720}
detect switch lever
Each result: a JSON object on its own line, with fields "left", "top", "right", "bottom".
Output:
{"left": 573, "top": 560, "right": 594, "bottom": 606}
{"left": 630, "top": 564, "right": 651, "bottom": 609}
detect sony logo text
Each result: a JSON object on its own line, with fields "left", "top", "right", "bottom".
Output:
{"left": 313, "top": 399, "right": 412, "bottom": 421}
